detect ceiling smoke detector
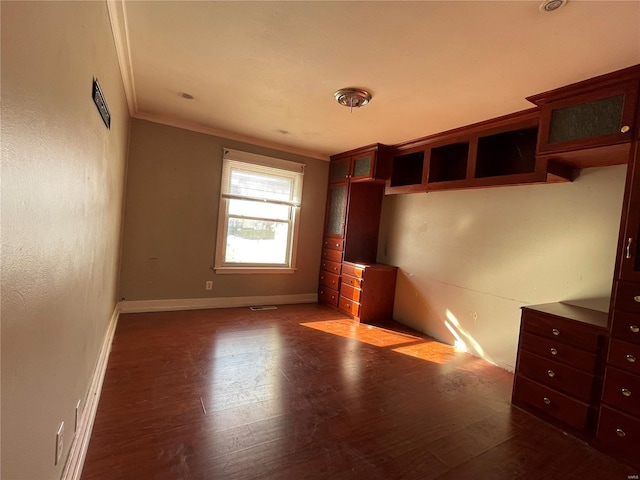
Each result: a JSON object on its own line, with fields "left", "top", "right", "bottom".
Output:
{"left": 334, "top": 88, "right": 372, "bottom": 112}
{"left": 539, "top": 0, "right": 567, "bottom": 12}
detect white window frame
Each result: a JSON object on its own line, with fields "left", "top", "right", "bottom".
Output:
{"left": 214, "top": 148, "right": 305, "bottom": 274}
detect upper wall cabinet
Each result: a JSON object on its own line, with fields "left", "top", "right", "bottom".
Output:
{"left": 528, "top": 65, "right": 640, "bottom": 168}
{"left": 329, "top": 144, "right": 390, "bottom": 184}
{"left": 384, "top": 109, "right": 571, "bottom": 194}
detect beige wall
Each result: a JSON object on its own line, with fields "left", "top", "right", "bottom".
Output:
{"left": 1, "top": 2, "right": 130, "bottom": 479}
{"left": 378, "top": 165, "right": 627, "bottom": 371}
{"left": 119, "top": 119, "right": 328, "bottom": 301}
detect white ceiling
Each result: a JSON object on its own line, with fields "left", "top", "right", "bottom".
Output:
{"left": 108, "top": 1, "right": 640, "bottom": 160}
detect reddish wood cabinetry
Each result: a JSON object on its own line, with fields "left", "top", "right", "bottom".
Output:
{"left": 512, "top": 304, "right": 608, "bottom": 435}
{"left": 318, "top": 144, "right": 397, "bottom": 322}
{"left": 528, "top": 67, "right": 639, "bottom": 163}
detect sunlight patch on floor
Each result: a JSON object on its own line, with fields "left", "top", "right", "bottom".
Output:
{"left": 300, "top": 319, "right": 420, "bottom": 347}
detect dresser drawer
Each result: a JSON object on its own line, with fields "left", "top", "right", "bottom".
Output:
{"left": 339, "top": 296, "right": 360, "bottom": 317}
{"left": 521, "top": 314, "right": 600, "bottom": 352}
{"left": 341, "top": 274, "right": 363, "bottom": 288}
{"left": 319, "top": 271, "right": 340, "bottom": 290}
{"left": 597, "top": 405, "right": 640, "bottom": 465}
{"left": 320, "top": 259, "right": 341, "bottom": 275}
{"left": 322, "top": 236, "right": 343, "bottom": 251}
{"left": 340, "top": 283, "right": 361, "bottom": 303}
{"left": 602, "top": 367, "right": 640, "bottom": 417}
{"left": 608, "top": 339, "right": 640, "bottom": 375}
{"left": 517, "top": 351, "right": 595, "bottom": 401}
{"left": 519, "top": 331, "right": 597, "bottom": 372}
{"left": 321, "top": 248, "right": 342, "bottom": 263}
{"left": 318, "top": 287, "right": 339, "bottom": 307}
{"left": 342, "top": 262, "right": 364, "bottom": 279}
{"left": 513, "top": 375, "right": 590, "bottom": 430}
{"left": 611, "top": 311, "right": 640, "bottom": 345}
{"left": 614, "top": 281, "right": 640, "bottom": 314}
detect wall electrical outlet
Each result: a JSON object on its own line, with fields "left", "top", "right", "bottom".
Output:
{"left": 205, "top": 281, "right": 213, "bottom": 291}
{"left": 55, "top": 422, "right": 64, "bottom": 465}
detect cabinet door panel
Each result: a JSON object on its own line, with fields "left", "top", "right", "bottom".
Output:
{"left": 537, "top": 80, "right": 638, "bottom": 154}
{"left": 618, "top": 142, "right": 640, "bottom": 281}
{"left": 325, "top": 185, "right": 347, "bottom": 236}
{"left": 329, "top": 158, "right": 351, "bottom": 184}
{"left": 352, "top": 152, "right": 374, "bottom": 180}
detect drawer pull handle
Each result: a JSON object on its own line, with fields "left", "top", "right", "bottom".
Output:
{"left": 616, "top": 428, "right": 626, "bottom": 438}
{"left": 543, "top": 397, "right": 551, "bottom": 405}
{"left": 550, "top": 348, "right": 558, "bottom": 356}
{"left": 634, "top": 296, "right": 640, "bottom": 303}
{"left": 547, "top": 370, "right": 555, "bottom": 378}
{"left": 331, "top": 296, "right": 335, "bottom": 300}
{"left": 631, "top": 325, "right": 640, "bottom": 333}
{"left": 335, "top": 243, "right": 340, "bottom": 247}
{"left": 627, "top": 238, "right": 633, "bottom": 259}
{"left": 622, "top": 388, "right": 632, "bottom": 397}
{"left": 626, "top": 354, "right": 637, "bottom": 363}
{"left": 621, "top": 125, "right": 631, "bottom": 134}
{"left": 552, "top": 328, "right": 560, "bottom": 336}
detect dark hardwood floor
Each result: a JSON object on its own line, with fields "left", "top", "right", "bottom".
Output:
{"left": 81, "top": 304, "right": 637, "bottom": 479}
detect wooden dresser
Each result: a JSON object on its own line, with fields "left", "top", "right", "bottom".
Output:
{"left": 512, "top": 303, "right": 608, "bottom": 435}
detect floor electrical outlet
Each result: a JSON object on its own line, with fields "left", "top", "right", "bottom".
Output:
{"left": 55, "top": 422, "right": 64, "bottom": 465}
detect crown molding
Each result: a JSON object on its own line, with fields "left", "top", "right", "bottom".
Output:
{"left": 106, "top": 0, "right": 137, "bottom": 115}
{"left": 133, "top": 111, "right": 330, "bottom": 161}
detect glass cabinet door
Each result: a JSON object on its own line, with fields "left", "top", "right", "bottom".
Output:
{"left": 351, "top": 152, "right": 375, "bottom": 180}
{"left": 325, "top": 184, "right": 348, "bottom": 236}
{"left": 329, "top": 158, "right": 351, "bottom": 184}
{"left": 538, "top": 81, "right": 638, "bottom": 155}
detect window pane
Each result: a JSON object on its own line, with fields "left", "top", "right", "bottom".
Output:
{"left": 230, "top": 169, "right": 293, "bottom": 202}
{"left": 225, "top": 218, "right": 289, "bottom": 264}
{"left": 228, "top": 198, "right": 290, "bottom": 220}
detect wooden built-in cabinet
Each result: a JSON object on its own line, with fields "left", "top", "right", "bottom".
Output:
{"left": 385, "top": 64, "right": 640, "bottom": 195}
{"left": 511, "top": 65, "right": 640, "bottom": 469}
{"left": 528, "top": 67, "right": 639, "bottom": 164}
{"left": 338, "top": 262, "right": 397, "bottom": 322}
{"left": 385, "top": 109, "right": 573, "bottom": 195}
{"left": 512, "top": 304, "right": 608, "bottom": 435}
{"left": 319, "top": 144, "right": 398, "bottom": 322}
{"left": 321, "top": 66, "right": 640, "bottom": 466}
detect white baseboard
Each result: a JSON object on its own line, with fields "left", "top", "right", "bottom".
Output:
{"left": 61, "top": 305, "right": 119, "bottom": 480}
{"left": 118, "top": 293, "right": 318, "bottom": 314}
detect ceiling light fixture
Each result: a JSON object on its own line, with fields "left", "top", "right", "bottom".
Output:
{"left": 539, "top": 0, "right": 567, "bottom": 12}
{"left": 334, "top": 88, "right": 372, "bottom": 113}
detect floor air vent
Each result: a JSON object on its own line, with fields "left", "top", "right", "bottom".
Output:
{"left": 249, "top": 305, "right": 278, "bottom": 311}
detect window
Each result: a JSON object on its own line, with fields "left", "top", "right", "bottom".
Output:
{"left": 214, "top": 149, "right": 305, "bottom": 274}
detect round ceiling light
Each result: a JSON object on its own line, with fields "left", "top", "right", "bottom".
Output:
{"left": 334, "top": 88, "right": 372, "bottom": 111}
{"left": 539, "top": 0, "right": 567, "bottom": 12}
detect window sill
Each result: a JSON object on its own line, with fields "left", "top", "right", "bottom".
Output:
{"left": 214, "top": 267, "right": 296, "bottom": 275}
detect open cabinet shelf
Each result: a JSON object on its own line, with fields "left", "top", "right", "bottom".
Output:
{"left": 385, "top": 109, "right": 566, "bottom": 194}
